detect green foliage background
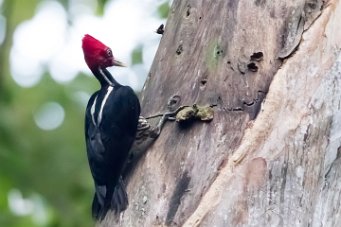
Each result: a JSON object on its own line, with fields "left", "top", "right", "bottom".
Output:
{"left": 0, "top": 0, "right": 169, "bottom": 226}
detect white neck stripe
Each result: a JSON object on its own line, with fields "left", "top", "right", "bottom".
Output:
{"left": 98, "top": 86, "right": 113, "bottom": 124}
{"left": 90, "top": 96, "right": 98, "bottom": 126}
{"left": 98, "top": 68, "right": 112, "bottom": 85}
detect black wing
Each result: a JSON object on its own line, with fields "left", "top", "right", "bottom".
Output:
{"left": 85, "top": 86, "right": 140, "bottom": 186}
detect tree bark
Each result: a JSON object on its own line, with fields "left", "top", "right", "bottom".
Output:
{"left": 100, "top": 0, "right": 341, "bottom": 226}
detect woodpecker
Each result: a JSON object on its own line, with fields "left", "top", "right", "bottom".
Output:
{"left": 82, "top": 34, "right": 185, "bottom": 220}
{"left": 82, "top": 34, "right": 140, "bottom": 220}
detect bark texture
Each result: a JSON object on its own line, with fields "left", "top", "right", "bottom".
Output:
{"left": 100, "top": 0, "right": 341, "bottom": 226}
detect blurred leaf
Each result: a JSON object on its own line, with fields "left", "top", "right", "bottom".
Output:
{"left": 0, "top": 0, "right": 39, "bottom": 99}
{"left": 157, "top": 1, "right": 170, "bottom": 19}
{"left": 131, "top": 45, "right": 143, "bottom": 65}
{"left": 0, "top": 72, "right": 96, "bottom": 227}
{"left": 96, "top": 0, "right": 108, "bottom": 16}
{"left": 6, "top": 0, "right": 39, "bottom": 25}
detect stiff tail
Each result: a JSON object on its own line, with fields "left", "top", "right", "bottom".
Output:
{"left": 92, "top": 193, "right": 102, "bottom": 220}
{"left": 111, "top": 178, "right": 128, "bottom": 212}
{"left": 92, "top": 178, "right": 128, "bottom": 220}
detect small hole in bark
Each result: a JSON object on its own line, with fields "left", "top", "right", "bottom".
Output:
{"left": 170, "top": 99, "right": 176, "bottom": 105}
{"left": 216, "top": 50, "right": 223, "bottom": 56}
{"left": 167, "top": 95, "right": 181, "bottom": 110}
{"left": 199, "top": 16, "right": 202, "bottom": 19}
{"left": 250, "top": 52, "right": 264, "bottom": 61}
{"left": 200, "top": 79, "right": 207, "bottom": 87}
{"left": 186, "top": 5, "right": 191, "bottom": 17}
{"left": 227, "top": 60, "right": 231, "bottom": 64}
{"left": 214, "top": 46, "right": 224, "bottom": 58}
{"left": 243, "top": 101, "right": 255, "bottom": 106}
{"left": 176, "top": 44, "right": 183, "bottom": 55}
{"left": 247, "top": 62, "right": 258, "bottom": 72}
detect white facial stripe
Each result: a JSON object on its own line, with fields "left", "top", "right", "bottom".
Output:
{"left": 98, "top": 68, "right": 112, "bottom": 85}
{"left": 98, "top": 86, "right": 113, "bottom": 124}
{"left": 90, "top": 96, "right": 98, "bottom": 125}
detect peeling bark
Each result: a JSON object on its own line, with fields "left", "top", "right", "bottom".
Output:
{"left": 99, "top": 0, "right": 341, "bottom": 226}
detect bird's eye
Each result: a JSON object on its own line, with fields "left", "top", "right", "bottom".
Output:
{"left": 106, "top": 49, "right": 113, "bottom": 57}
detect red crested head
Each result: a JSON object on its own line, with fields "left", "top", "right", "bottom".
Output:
{"left": 82, "top": 34, "right": 125, "bottom": 70}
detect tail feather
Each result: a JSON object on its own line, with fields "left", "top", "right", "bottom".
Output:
{"left": 92, "top": 178, "right": 128, "bottom": 220}
{"left": 92, "top": 194, "right": 102, "bottom": 220}
{"left": 92, "top": 185, "right": 106, "bottom": 220}
{"left": 111, "top": 178, "right": 128, "bottom": 212}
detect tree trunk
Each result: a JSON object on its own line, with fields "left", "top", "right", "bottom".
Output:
{"left": 100, "top": 0, "right": 341, "bottom": 226}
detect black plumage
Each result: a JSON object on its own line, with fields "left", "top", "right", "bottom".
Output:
{"left": 82, "top": 34, "right": 175, "bottom": 221}
{"left": 85, "top": 67, "right": 140, "bottom": 220}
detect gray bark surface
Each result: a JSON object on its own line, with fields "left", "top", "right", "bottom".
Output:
{"left": 100, "top": 0, "right": 341, "bottom": 226}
